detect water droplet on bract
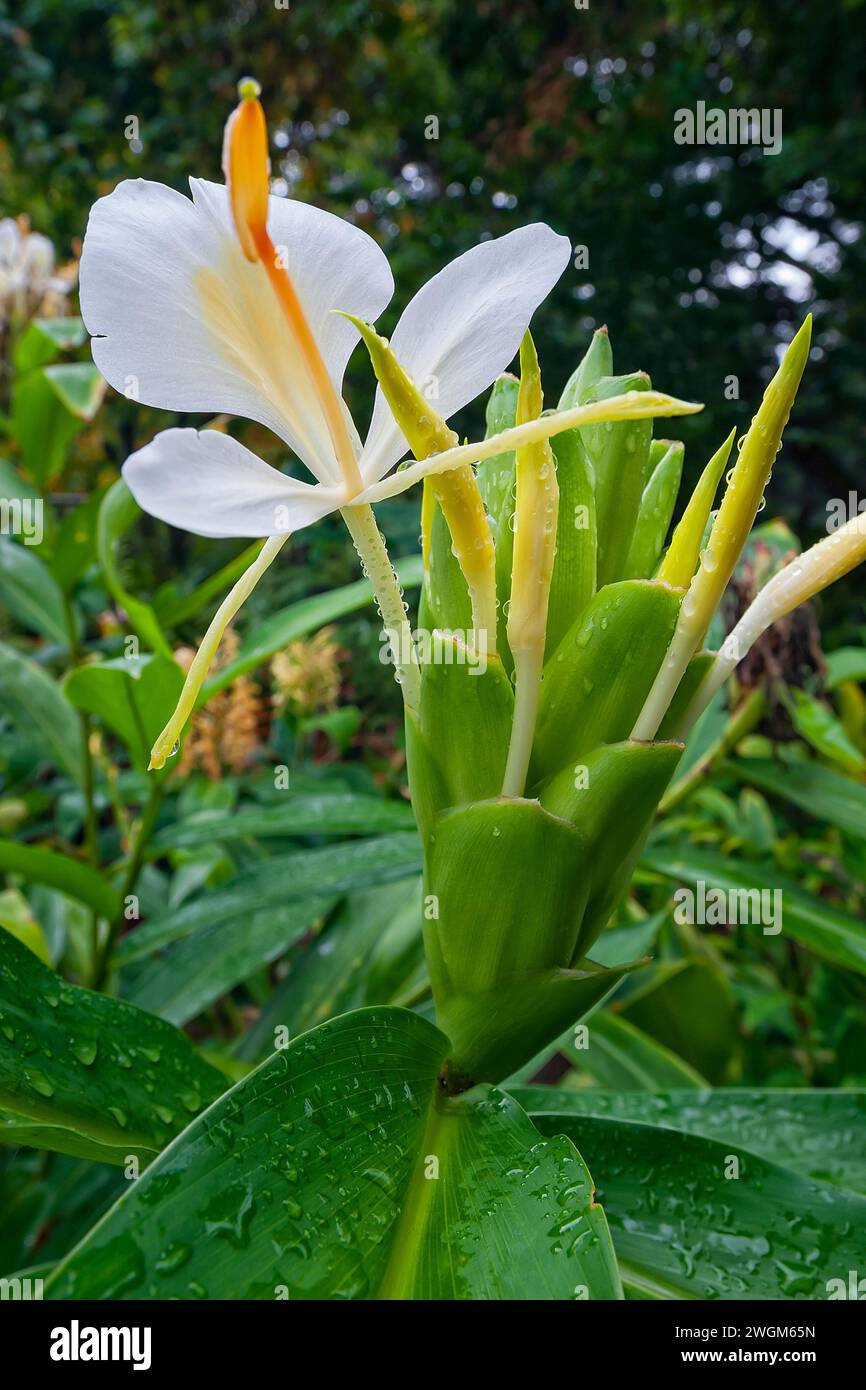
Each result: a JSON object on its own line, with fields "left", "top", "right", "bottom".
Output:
{"left": 156, "top": 1242, "right": 193, "bottom": 1275}
{"left": 73, "top": 1038, "right": 98, "bottom": 1066}
{"left": 26, "top": 1068, "right": 54, "bottom": 1097}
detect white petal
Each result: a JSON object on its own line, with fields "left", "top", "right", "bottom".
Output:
{"left": 122, "top": 428, "right": 344, "bottom": 539}
{"left": 191, "top": 180, "right": 393, "bottom": 394}
{"left": 81, "top": 179, "right": 392, "bottom": 486}
{"left": 359, "top": 223, "right": 571, "bottom": 481}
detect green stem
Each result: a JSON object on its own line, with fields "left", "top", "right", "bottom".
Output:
{"left": 61, "top": 590, "right": 102, "bottom": 984}
{"left": 93, "top": 772, "right": 167, "bottom": 990}
{"left": 501, "top": 645, "right": 543, "bottom": 796}
{"left": 658, "top": 688, "right": 768, "bottom": 816}
{"left": 341, "top": 503, "right": 421, "bottom": 717}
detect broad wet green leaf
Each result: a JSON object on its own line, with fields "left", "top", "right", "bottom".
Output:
{"left": 515, "top": 1093, "right": 866, "bottom": 1298}
{"left": 44, "top": 1007, "right": 621, "bottom": 1301}
{"left": 0, "top": 932, "right": 224, "bottom": 1165}
{"left": 515, "top": 1088, "right": 866, "bottom": 1196}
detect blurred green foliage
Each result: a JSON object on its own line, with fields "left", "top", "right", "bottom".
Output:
{"left": 2, "top": 0, "right": 865, "bottom": 526}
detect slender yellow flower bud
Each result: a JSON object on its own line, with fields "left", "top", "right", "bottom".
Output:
{"left": 360, "top": 389, "right": 703, "bottom": 503}
{"left": 502, "top": 332, "right": 559, "bottom": 796}
{"left": 344, "top": 314, "right": 498, "bottom": 651}
{"left": 658, "top": 428, "right": 735, "bottom": 589}
{"left": 682, "top": 510, "right": 866, "bottom": 731}
{"left": 631, "top": 316, "right": 812, "bottom": 741}
{"left": 149, "top": 534, "right": 289, "bottom": 769}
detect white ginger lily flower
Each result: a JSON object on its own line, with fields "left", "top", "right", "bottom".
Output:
{"left": 80, "top": 88, "right": 572, "bottom": 540}
{"left": 79, "top": 80, "right": 701, "bottom": 766}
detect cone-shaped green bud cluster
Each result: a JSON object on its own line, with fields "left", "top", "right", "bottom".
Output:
{"left": 370, "top": 314, "right": 839, "bottom": 1088}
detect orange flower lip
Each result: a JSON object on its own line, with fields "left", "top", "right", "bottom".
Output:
{"left": 221, "top": 78, "right": 363, "bottom": 493}
{"left": 222, "top": 78, "right": 270, "bottom": 262}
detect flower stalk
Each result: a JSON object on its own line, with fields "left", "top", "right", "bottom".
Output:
{"left": 341, "top": 502, "right": 421, "bottom": 715}
{"left": 631, "top": 316, "right": 812, "bottom": 741}
{"left": 345, "top": 314, "right": 498, "bottom": 652}
{"left": 502, "top": 333, "right": 558, "bottom": 796}
{"left": 681, "top": 510, "right": 866, "bottom": 733}
{"left": 149, "top": 533, "right": 289, "bottom": 769}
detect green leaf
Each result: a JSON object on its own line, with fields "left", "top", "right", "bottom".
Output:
{"left": 12, "top": 363, "right": 106, "bottom": 486}
{"left": 789, "top": 688, "right": 866, "bottom": 774}
{"left": 563, "top": 1009, "right": 708, "bottom": 1088}
{"left": 49, "top": 488, "right": 107, "bottom": 592}
{"left": 540, "top": 740, "right": 683, "bottom": 957}
{"left": 613, "top": 958, "right": 741, "bottom": 1085}
{"left": 234, "top": 880, "right": 423, "bottom": 1057}
{"left": 148, "top": 791, "right": 417, "bottom": 855}
{"left": 0, "top": 538, "right": 69, "bottom": 645}
{"left": 97, "top": 480, "right": 173, "bottom": 659}
{"left": 0, "top": 1151, "right": 123, "bottom": 1277}
{"left": 64, "top": 655, "right": 184, "bottom": 770}
{"left": 531, "top": 580, "right": 681, "bottom": 785}
{"left": 826, "top": 646, "right": 866, "bottom": 690}
{"left": 45, "top": 1007, "right": 621, "bottom": 1301}
{"left": 0, "top": 640, "right": 84, "bottom": 784}
{"left": 580, "top": 372, "right": 653, "bottom": 586}
{"left": 545, "top": 427, "right": 597, "bottom": 655}
{"left": 589, "top": 913, "right": 665, "bottom": 967}
{"left": 728, "top": 755, "right": 866, "bottom": 840}
{"left": 0, "top": 842, "right": 119, "bottom": 919}
{"left": 0, "top": 887, "right": 52, "bottom": 965}
{"left": 124, "top": 896, "right": 337, "bottom": 1026}
{"left": 416, "top": 643, "right": 513, "bottom": 812}
{"left": 514, "top": 1088, "right": 866, "bottom": 1196}
{"left": 476, "top": 373, "right": 519, "bottom": 636}
{"left": 425, "top": 797, "right": 646, "bottom": 1083}
{"left": 153, "top": 542, "right": 261, "bottom": 626}
{"left": 13, "top": 317, "right": 87, "bottom": 375}
{"left": 201, "top": 554, "right": 424, "bottom": 700}
{"left": 644, "top": 844, "right": 866, "bottom": 975}
{"left": 117, "top": 831, "right": 424, "bottom": 965}
{"left": 0, "top": 458, "right": 40, "bottom": 507}
{"left": 622, "top": 439, "right": 684, "bottom": 580}
{"left": 517, "top": 1102, "right": 866, "bottom": 1298}
{"left": 557, "top": 325, "right": 613, "bottom": 413}
{"left": 0, "top": 931, "right": 224, "bottom": 1165}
